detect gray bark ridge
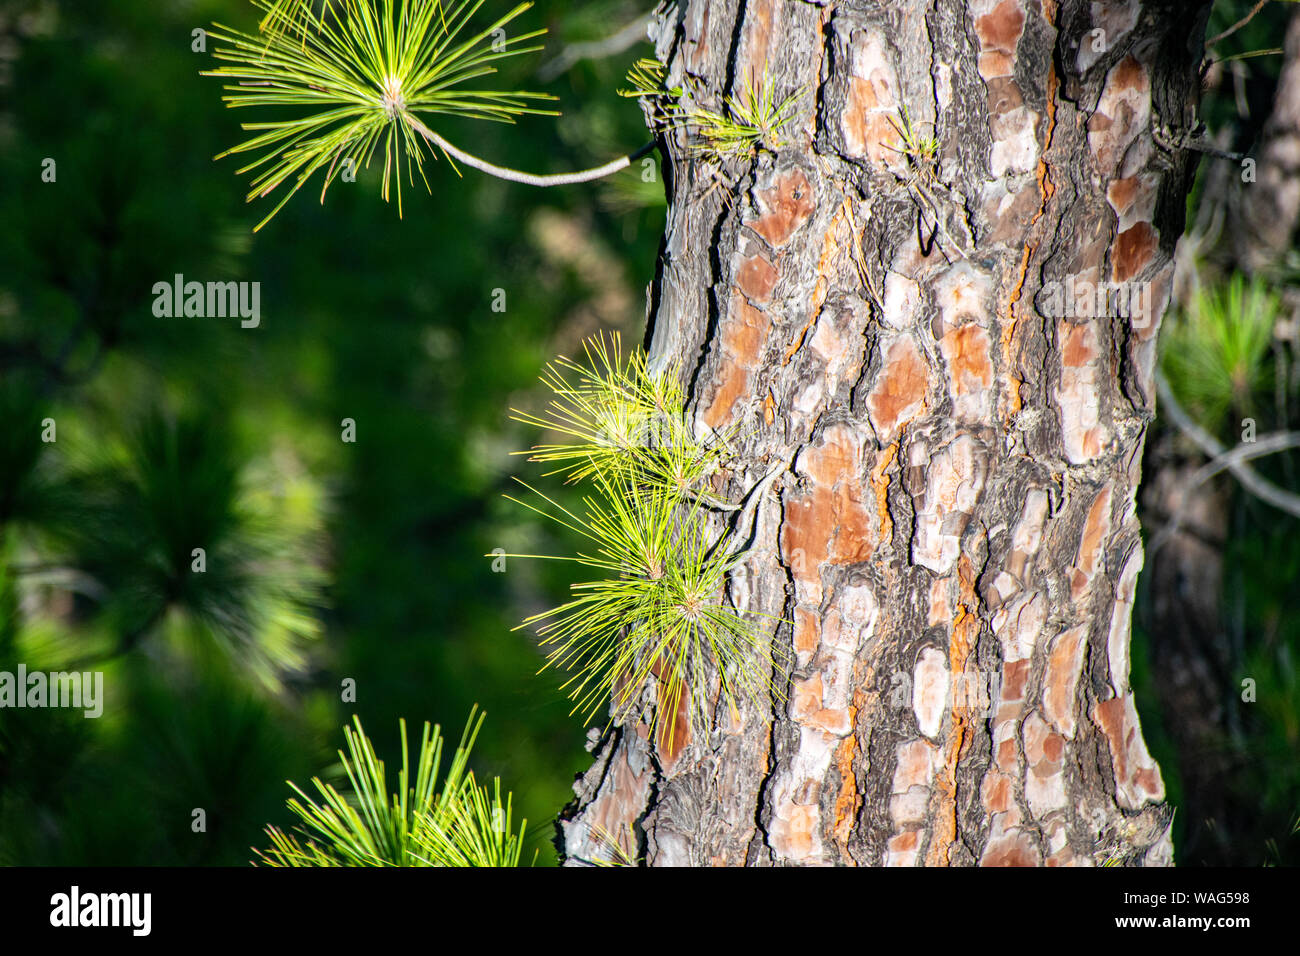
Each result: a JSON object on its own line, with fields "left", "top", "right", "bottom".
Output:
{"left": 559, "top": 0, "right": 1209, "bottom": 867}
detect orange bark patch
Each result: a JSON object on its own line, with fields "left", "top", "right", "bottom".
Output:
{"left": 1110, "top": 54, "right": 1147, "bottom": 95}
{"left": 702, "top": 362, "right": 749, "bottom": 431}
{"left": 847, "top": 70, "right": 888, "bottom": 112}
{"left": 736, "top": 253, "right": 779, "bottom": 304}
{"left": 1134, "top": 767, "right": 1162, "bottom": 798}
{"left": 805, "top": 423, "right": 861, "bottom": 489}
{"left": 928, "top": 575, "right": 952, "bottom": 626}
{"left": 833, "top": 708, "right": 862, "bottom": 858}
{"left": 941, "top": 324, "right": 994, "bottom": 418}
{"left": 792, "top": 674, "right": 824, "bottom": 720}
{"left": 722, "top": 293, "right": 770, "bottom": 359}
{"left": 926, "top": 556, "right": 979, "bottom": 866}
{"left": 654, "top": 662, "right": 692, "bottom": 767}
{"left": 793, "top": 607, "right": 821, "bottom": 660}
{"left": 1003, "top": 657, "right": 1031, "bottom": 702}
{"left": 772, "top": 804, "right": 817, "bottom": 859}
{"left": 1043, "top": 625, "right": 1087, "bottom": 737}
{"left": 867, "top": 336, "right": 928, "bottom": 440}
{"left": 983, "top": 772, "right": 1014, "bottom": 814}
{"left": 975, "top": 0, "right": 1026, "bottom": 54}
{"left": 984, "top": 75, "right": 1025, "bottom": 116}
{"left": 1136, "top": 261, "right": 1174, "bottom": 343}
{"left": 1093, "top": 694, "right": 1166, "bottom": 809}
{"left": 840, "top": 30, "right": 901, "bottom": 165}
{"left": 997, "top": 736, "right": 1018, "bottom": 771}
{"left": 1088, "top": 55, "right": 1151, "bottom": 174}
{"left": 750, "top": 168, "right": 816, "bottom": 248}
{"left": 1057, "top": 318, "right": 1107, "bottom": 463}
{"left": 781, "top": 497, "right": 830, "bottom": 596}
{"left": 736, "top": 0, "right": 776, "bottom": 90}
{"left": 1042, "top": 732, "right": 1064, "bottom": 762}
{"left": 1087, "top": 112, "right": 1114, "bottom": 134}
{"left": 982, "top": 833, "right": 1041, "bottom": 867}
{"left": 785, "top": 198, "right": 848, "bottom": 363}
{"left": 1047, "top": 846, "right": 1078, "bottom": 867}
{"left": 1022, "top": 710, "right": 1054, "bottom": 764}
{"left": 1093, "top": 698, "right": 1132, "bottom": 775}
{"left": 1061, "top": 319, "right": 1098, "bottom": 367}
{"left": 1106, "top": 176, "right": 1141, "bottom": 217}
{"left": 702, "top": 296, "right": 771, "bottom": 429}
{"left": 978, "top": 50, "right": 1014, "bottom": 80}
{"left": 893, "top": 738, "right": 938, "bottom": 792}
{"left": 871, "top": 442, "right": 898, "bottom": 549}
{"left": 1070, "top": 485, "right": 1112, "bottom": 601}
{"left": 1002, "top": 59, "right": 1058, "bottom": 420}
{"left": 781, "top": 426, "right": 876, "bottom": 597}
{"left": 1112, "top": 221, "right": 1157, "bottom": 282}
{"left": 889, "top": 830, "right": 918, "bottom": 852}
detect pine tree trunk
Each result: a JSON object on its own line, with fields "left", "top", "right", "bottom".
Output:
{"left": 559, "top": 0, "right": 1211, "bottom": 866}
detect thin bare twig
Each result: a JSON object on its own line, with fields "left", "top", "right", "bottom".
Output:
{"left": 537, "top": 13, "right": 653, "bottom": 82}
{"left": 1207, "top": 0, "right": 1270, "bottom": 48}
{"left": 1152, "top": 371, "right": 1300, "bottom": 556}
{"left": 406, "top": 112, "right": 655, "bottom": 186}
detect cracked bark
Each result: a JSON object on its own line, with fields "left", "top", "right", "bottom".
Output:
{"left": 558, "top": 0, "right": 1210, "bottom": 867}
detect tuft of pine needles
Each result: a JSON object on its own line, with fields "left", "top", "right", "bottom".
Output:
{"left": 885, "top": 105, "right": 940, "bottom": 185}
{"left": 1161, "top": 274, "right": 1278, "bottom": 430}
{"left": 501, "top": 334, "right": 783, "bottom": 746}
{"left": 617, "top": 58, "right": 667, "bottom": 101}
{"left": 509, "top": 334, "right": 722, "bottom": 489}
{"left": 620, "top": 58, "right": 803, "bottom": 162}
{"left": 255, "top": 0, "right": 336, "bottom": 36}
{"left": 254, "top": 708, "right": 528, "bottom": 866}
{"left": 203, "top": 0, "right": 557, "bottom": 229}
{"left": 686, "top": 69, "right": 804, "bottom": 160}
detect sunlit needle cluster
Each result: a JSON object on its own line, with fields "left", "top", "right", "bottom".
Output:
{"left": 203, "top": 0, "right": 556, "bottom": 229}
{"left": 503, "top": 335, "right": 783, "bottom": 748}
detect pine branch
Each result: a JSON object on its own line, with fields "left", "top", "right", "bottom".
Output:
{"left": 408, "top": 113, "right": 655, "bottom": 186}
{"left": 204, "top": 0, "right": 657, "bottom": 227}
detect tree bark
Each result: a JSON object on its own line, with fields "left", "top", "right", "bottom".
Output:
{"left": 560, "top": 0, "right": 1211, "bottom": 866}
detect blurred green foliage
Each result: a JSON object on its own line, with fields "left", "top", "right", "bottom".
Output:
{"left": 0, "top": 0, "right": 663, "bottom": 864}
{"left": 1161, "top": 275, "right": 1277, "bottom": 430}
